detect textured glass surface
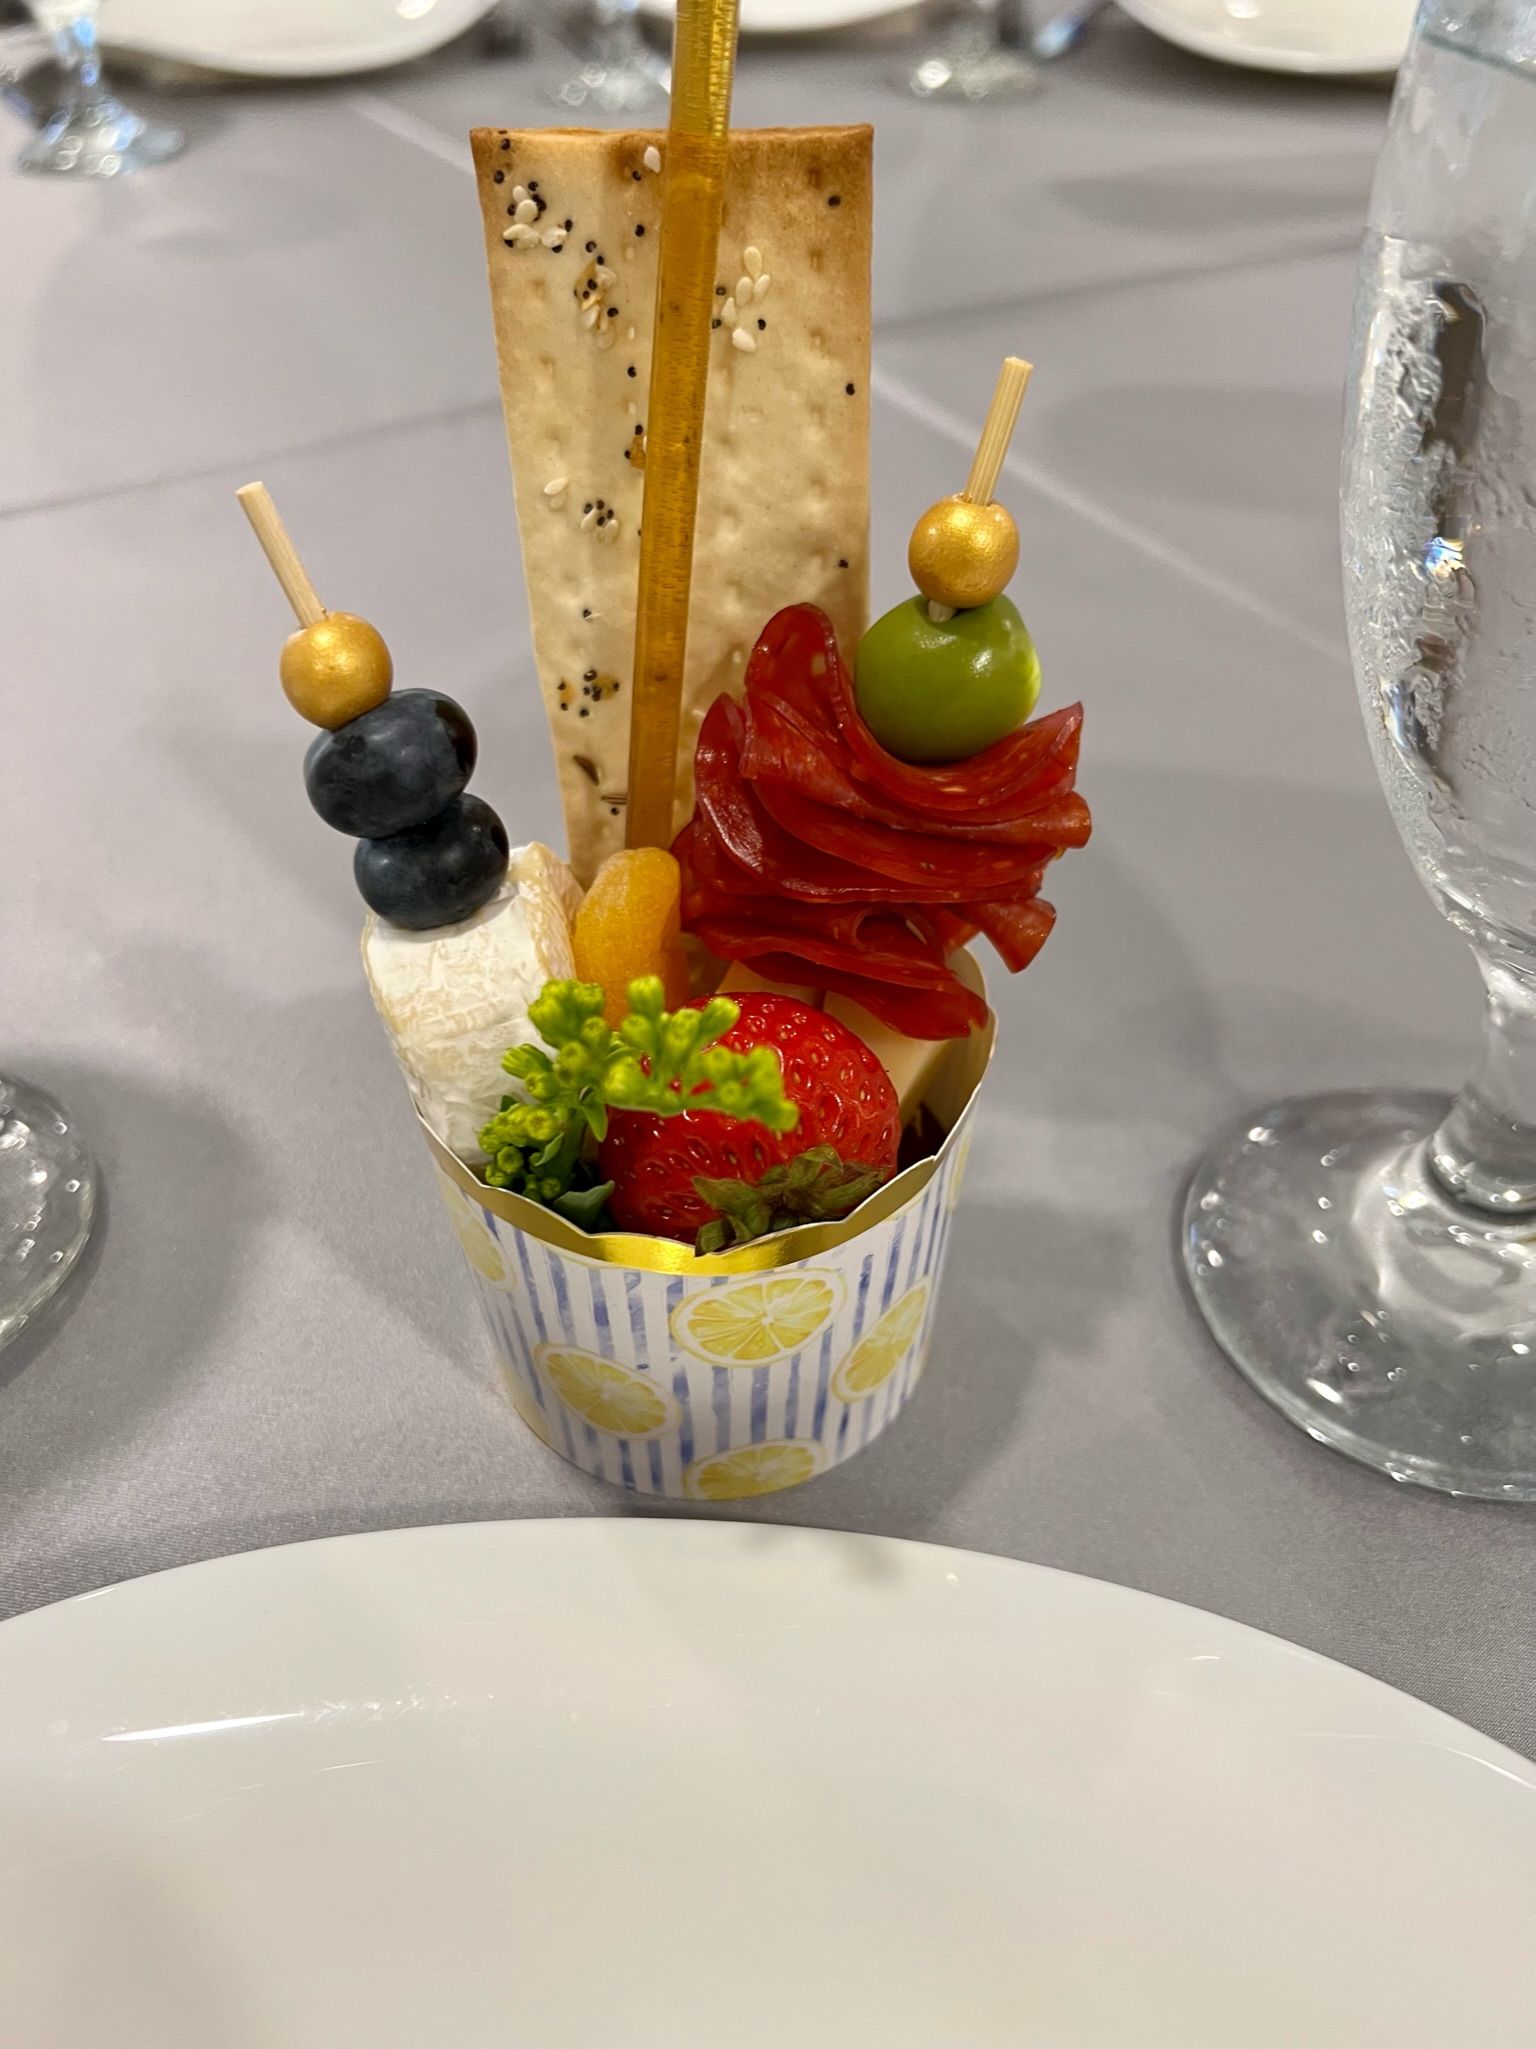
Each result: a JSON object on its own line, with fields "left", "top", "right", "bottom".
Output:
{"left": 899, "top": 0, "right": 1039, "bottom": 102}
{"left": 1183, "top": 0, "right": 1536, "bottom": 1498}
{"left": 18, "top": 1, "right": 181, "bottom": 176}
{"left": 0, "top": 1077, "right": 95, "bottom": 1351}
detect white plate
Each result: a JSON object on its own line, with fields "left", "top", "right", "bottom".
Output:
{"left": 1116, "top": 0, "right": 1415, "bottom": 75}
{"left": 97, "top": 0, "right": 494, "bottom": 80}
{"left": 3, "top": 1520, "right": 1534, "bottom": 2048}
{"left": 637, "top": 0, "right": 910, "bottom": 37}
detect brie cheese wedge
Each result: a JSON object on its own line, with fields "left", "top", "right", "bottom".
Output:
{"left": 362, "top": 841, "right": 581, "bottom": 1162}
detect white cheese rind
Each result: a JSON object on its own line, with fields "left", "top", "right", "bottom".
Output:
{"left": 362, "top": 842, "right": 580, "bottom": 1161}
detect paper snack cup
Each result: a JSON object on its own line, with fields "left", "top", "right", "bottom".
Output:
{"left": 423, "top": 968, "right": 994, "bottom": 1503}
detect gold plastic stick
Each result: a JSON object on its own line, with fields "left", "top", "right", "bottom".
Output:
{"left": 625, "top": 0, "right": 742, "bottom": 851}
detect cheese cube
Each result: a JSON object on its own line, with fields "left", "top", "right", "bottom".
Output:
{"left": 823, "top": 995, "right": 948, "bottom": 1124}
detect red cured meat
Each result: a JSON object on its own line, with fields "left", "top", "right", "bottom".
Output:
{"left": 673, "top": 604, "right": 1090, "bottom": 1039}
{"left": 743, "top": 691, "right": 1081, "bottom": 841}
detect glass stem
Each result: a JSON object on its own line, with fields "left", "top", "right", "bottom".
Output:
{"left": 948, "top": 0, "right": 998, "bottom": 53}
{"left": 48, "top": 7, "right": 109, "bottom": 115}
{"left": 995, "top": 0, "right": 1028, "bottom": 47}
{"left": 591, "top": 0, "right": 641, "bottom": 66}
{"left": 1429, "top": 953, "right": 1536, "bottom": 1214}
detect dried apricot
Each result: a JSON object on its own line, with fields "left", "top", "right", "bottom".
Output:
{"left": 572, "top": 847, "right": 690, "bottom": 1025}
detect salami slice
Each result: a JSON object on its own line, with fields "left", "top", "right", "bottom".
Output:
{"left": 673, "top": 604, "right": 1089, "bottom": 1039}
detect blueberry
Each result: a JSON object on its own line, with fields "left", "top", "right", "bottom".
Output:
{"left": 355, "top": 795, "right": 509, "bottom": 930}
{"left": 305, "top": 690, "right": 477, "bottom": 838}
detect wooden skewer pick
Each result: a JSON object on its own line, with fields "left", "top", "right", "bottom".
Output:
{"left": 236, "top": 481, "right": 326, "bottom": 626}
{"left": 925, "top": 355, "right": 1032, "bottom": 622}
{"left": 237, "top": 482, "right": 394, "bottom": 729}
{"left": 962, "top": 356, "right": 1032, "bottom": 507}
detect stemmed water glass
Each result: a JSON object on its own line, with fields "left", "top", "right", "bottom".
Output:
{"left": 901, "top": 0, "right": 1039, "bottom": 103}
{"left": 1183, "top": 0, "right": 1536, "bottom": 1499}
{"left": 548, "top": 0, "right": 669, "bottom": 114}
{"left": 0, "top": 1077, "right": 95, "bottom": 1351}
{"left": 18, "top": 0, "right": 181, "bottom": 177}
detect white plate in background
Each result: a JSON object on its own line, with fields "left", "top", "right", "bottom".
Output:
{"left": 637, "top": 0, "right": 912, "bottom": 36}
{"left": 3, "top": 1519, "right": 1534, "bottom": 2047}
{"left": 1116, "top": 0, "right": 1415, "bottom": 75}
{"left": 98, "top": 0, "right": 495, "bottom": 79}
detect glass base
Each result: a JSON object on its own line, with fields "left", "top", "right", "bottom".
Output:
{"left": 901, "top": 30, "right": 1039, "bottom": 101}
{"left": 547, "top": 50, "right": 668, "bottom": 113}
{"left": 0, "top": 1078, "right": 96, "bottom": 1350}
{"left": 1183, "top": 1089, "right": 1536, "bottom": 1500}
{"left": 18, "top": 94, "right": 183, "bottom": 176}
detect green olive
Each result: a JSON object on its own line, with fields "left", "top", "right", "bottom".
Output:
{"left": 853, "top": 595, "right": 1041, "bottom": 764}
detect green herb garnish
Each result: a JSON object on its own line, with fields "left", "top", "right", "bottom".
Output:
{"left": 478, "top": 976, "right": 798, "bottom": 1204}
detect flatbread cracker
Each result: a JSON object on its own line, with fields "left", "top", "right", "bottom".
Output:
{"left": 471, "top": 125, "right": 871, "bottom": 884}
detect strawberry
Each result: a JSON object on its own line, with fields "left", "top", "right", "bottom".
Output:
{"left": 600, "top": 993, "right": 901, "bottom": 1244}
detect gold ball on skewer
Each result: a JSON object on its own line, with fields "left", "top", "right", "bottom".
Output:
{"left": 907, "top": 495, "right": 1020, "bottom": 612}
{"left": 279, "top": 613, "right": 393, "bottom": 729}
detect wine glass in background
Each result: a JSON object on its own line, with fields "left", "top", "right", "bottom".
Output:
{"left": 548, "top": 0, "right": 668, "bottom": 113}
{"left": 19, "top": 0, "right": 182, "bottom": 176}
{"left": 900, "top": 0, "right": 1038, "bottom": 103}
{"left": 0, "top": 1077, "right": 95, "bottom": 1352}
{"left": 1183, "top": 0, "right": 1536, "bottom": 1499}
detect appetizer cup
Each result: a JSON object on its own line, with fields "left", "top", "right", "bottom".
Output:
{"left": 425, "top": 976, "right": 994, "bottom": 1501}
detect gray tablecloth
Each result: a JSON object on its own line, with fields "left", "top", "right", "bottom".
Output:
{"left": 5, "top": 15, "right": 1532, "bottom": 1757}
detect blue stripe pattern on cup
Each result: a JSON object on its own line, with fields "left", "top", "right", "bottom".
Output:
{"left": 435, "top": 1094, "right": 976, "bottom": 1501}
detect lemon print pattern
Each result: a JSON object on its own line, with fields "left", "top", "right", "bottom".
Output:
{"left": 831, "top": 1281, "right": 931, "bottom": 1404}
{"left": 944, "top": 1125, "right": 975, "bottom": 1213}
{"left": 536, "top": 1344, "right": 677, "bottom": 1438}
{"left": 670, "top": 1272, "right": 843, "bottom": 1367}
{"left": 685, "top": 1440, "right": 826, "bottom": 1501}
{"left": 437, "top": 1173, "right": 507, "bottom": 1284}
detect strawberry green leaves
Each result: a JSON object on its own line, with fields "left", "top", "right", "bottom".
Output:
{"left": 693, "top": 1145, "right": 890, "bottom": 1254}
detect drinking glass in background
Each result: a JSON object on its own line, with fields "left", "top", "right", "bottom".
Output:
{"left": 0, "top": 1078, "right": 95, "bottom": 1351}
{"left": 19, "top": 0, "right": 181, "bottom": 175}
{"left": 901, "top": 0, "right": 1039, "bottom": 101}
{"left": 548, "top": 0, "right": 668, "bottom": 112}
{"left": 1184, "top": 0, "right": 1536, "bottom": 1499}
